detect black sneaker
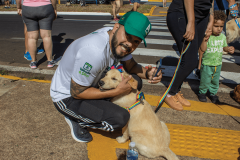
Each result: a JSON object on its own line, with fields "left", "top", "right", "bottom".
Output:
{"left": 64, "top": 117, "right": 92, "bottom": 142}
{"left": 210, "top": 95, "right": 219, "bottom": 103}
{"left": 198, "top": 94, "right": 207, "bottom": 102}
{"left": 195, "top": 69, "right": 201, "bottom": 79}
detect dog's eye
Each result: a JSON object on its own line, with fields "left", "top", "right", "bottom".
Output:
{"left": 111, "top": 78, "right": 117, "bottom": 80}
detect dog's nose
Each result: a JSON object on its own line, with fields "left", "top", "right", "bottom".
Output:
{"left": 99, "top": 80, "right": 105, "bottom": 86}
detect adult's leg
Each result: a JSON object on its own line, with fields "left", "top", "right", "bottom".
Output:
{"left": 24, "top": 23, "right": 28, "bottom": 53}
{"left": 167, "top": 12, "right": 209, "bottom": 95}
{"left": 27, "top": 31, "right": 38, "bottom": 62}
{"left": 115, "top": 0, "right": 121, "bottom": 17}
{"left": 54, "top": 97, "right": 130, "bottom": 131}
{"left": 133, "top": 2, "right": 140, "bottom": 11}
{"left": 112, "top": 1, "right": 117, "bottom": 19}
{"left": 40, "top": 29, "right": 53, "bottom": 61}
{"left": 38, "top": 4, "right": 55, "bottom": 62}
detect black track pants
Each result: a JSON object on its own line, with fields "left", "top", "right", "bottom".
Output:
{"left": 53, "top": 74, "right": 142, "bottom": 132}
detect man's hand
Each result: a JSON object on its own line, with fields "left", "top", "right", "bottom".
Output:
{"left": 228, "top": 46, "right": 235, "bottom": 54}
{"left": 17, "top": 9, "right": 22, "bottom": 16}
{"left": 116, "top": 75, "right": 132, "bottom": 94}
{"left": 146, "top": 65, "right": 162, "bottom": 84}
{"left": 183, "top": 21, "right": 195, "bottom": 41}
{"left": 205, "top": 24, "right": 213, "bottom": 40}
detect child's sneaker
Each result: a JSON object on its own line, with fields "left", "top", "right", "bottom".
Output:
{"left": 198, "top": 94, "right": 207, "bottom": 102}
{"left": 195, "top": 69, "right": 201, "bottom": 79}
{"left": 210, "top": 95, "right": 219, "bottom": 103}
{"left": 37, "top": 48, "right": 45, "bottom": 54}
{"left": 24, "top": 51, "right": 32, "bottom": 61}
{"left": 29, "top": 61, "right": 37, "bottom": 69}
{"left": 47, "top": 60, "right": 56, "bottom": 68}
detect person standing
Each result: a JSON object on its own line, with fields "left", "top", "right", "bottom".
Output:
{"left": 16, "top": 0, "right": 57, "bottom": 69}
{"left": 198, "top": 11, "right": 235, "bottom": 103}
{"left": 111, "top": 0, "right": 121, "bottom": 21}
{"left": 165, "top": 0, "right": 215, "bottom": 111}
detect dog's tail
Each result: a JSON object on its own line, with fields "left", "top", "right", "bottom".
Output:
{"left": 161, "top": 148, "right": 179, "bottom": 160}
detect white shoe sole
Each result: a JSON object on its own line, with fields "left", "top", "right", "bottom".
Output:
{"left": 64, "top": 117, "right": 89, "bottom": 142}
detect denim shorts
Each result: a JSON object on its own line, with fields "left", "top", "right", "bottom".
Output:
{"left": 131, "top": 0, "right": 140, "bottom": 3}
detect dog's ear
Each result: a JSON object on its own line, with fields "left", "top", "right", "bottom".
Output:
{"left": 123, "top": 72, "right": 138, "bottom": 90}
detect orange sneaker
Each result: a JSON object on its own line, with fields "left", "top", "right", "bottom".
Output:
{"left": 175, "top": 91, "right": 191, "bottom": 107}
{"left": 164, "top": 95, "right": 183, "bottom": 111}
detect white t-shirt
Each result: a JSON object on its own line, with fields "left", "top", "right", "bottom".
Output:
{"left": 50, "top": 27, "right": 132, "bottom": 102}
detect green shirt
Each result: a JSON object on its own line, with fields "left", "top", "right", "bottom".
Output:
{"left": 202, "top": 33, "right": 228, "bottom": 66}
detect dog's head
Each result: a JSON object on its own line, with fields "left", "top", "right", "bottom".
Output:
{"left": 99, "top": 69, "right": 138, "bottom": 91}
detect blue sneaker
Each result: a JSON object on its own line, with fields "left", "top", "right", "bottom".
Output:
{"left": 24, "top": 51, "right": 32, "bottom": 61}
{"left": 37, "top": 48, "right": 45, "bottom": 54}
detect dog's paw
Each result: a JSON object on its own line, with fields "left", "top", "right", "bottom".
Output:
{"left": 116, "top": 136, "right": 127, "bottom": 143}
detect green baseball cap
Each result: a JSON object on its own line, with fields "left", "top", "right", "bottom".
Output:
{"left": 118, "top": 11, "right": 152, "bottom": 47}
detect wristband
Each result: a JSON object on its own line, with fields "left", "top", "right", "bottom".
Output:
{"left": 145, "top": 70, "right": 149, "bottom": 79}
{"left": 230, "top": 3, "right": 237, "bottom": 10}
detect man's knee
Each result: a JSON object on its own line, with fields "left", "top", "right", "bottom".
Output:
{"left": 114, "top": 111, "right": 130, "bottom": 129}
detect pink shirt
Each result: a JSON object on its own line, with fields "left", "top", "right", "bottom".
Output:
{"left": 23, "top": 0, "right": 51, "bottom": 7}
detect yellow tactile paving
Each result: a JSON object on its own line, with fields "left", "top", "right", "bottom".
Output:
{"left": 145, "top": 94, "right": 240, "bottom": 117}
{"left": 87, "top": 124, "right": 240, "bottom": 160}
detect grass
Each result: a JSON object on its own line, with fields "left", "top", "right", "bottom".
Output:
{"left": 0, "top": 69, "right": 9, "bottom": 75}
{"left": 0, "top": 4, "right": 154, "bottom": 14}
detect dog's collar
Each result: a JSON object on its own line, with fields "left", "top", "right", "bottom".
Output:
{"left": 123, "top": 92, "right": 145, "bottom": 113}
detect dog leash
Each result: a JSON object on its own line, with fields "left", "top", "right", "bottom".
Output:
{"left": 155, "top": 41, "right": 191, "bottom": 113}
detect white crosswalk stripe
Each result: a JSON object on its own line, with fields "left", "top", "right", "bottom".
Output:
{"left": 103, "top": 18, "right": 240, "bottom": 90}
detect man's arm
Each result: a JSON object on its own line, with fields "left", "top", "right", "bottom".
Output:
{"left": 70, "top": 78, "right": 132, "bottom": 100}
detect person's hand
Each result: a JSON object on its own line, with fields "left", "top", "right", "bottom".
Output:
{"left": 228, "top": 46, "right": 235, "bottom": 54}
{"left": 54, "top": 10, "right": 57, "bottom": 20}
{"left": 146, "top": 65, "right": 162, "bottom": 84}
{"left": 205, "top": 25, "right": 212, "bottom": 40}
{"left": 116, "top": 75, "right": 132, "bottom": 94}
{"left": 17, "top": 9, "right": 22, "bottom": 16}
{"left": 183, "top": 21, "right": 195, "bottom": 41}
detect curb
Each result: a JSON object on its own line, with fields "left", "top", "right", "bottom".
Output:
{"left": 0, "top": 65, "right": 234, "bottom": 94}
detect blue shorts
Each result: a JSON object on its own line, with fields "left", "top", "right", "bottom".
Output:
{"left": 131, "top": 0, "right": 140, "bottom": 3}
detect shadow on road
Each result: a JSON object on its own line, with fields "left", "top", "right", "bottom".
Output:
{"left": 37, "top": 33, "right": 74, "bottom": 66}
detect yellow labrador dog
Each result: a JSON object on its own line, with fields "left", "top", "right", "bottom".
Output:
{"left": 226, "top": 18, "right": 240, "bottom": 43}
{"left": 99, "top": 69, "right": 179, "bottom": 160}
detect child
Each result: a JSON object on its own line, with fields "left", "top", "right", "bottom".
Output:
{"left": 198, "top": 10, "right": 235, "bottom": 103}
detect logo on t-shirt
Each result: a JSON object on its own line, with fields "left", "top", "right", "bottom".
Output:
{"left": 79, "top": 62, "right": 92, "bottom": 77}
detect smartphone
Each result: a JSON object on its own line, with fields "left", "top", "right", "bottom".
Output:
{"left": 154, "top": 58, "right": 162, "bottom": 77}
